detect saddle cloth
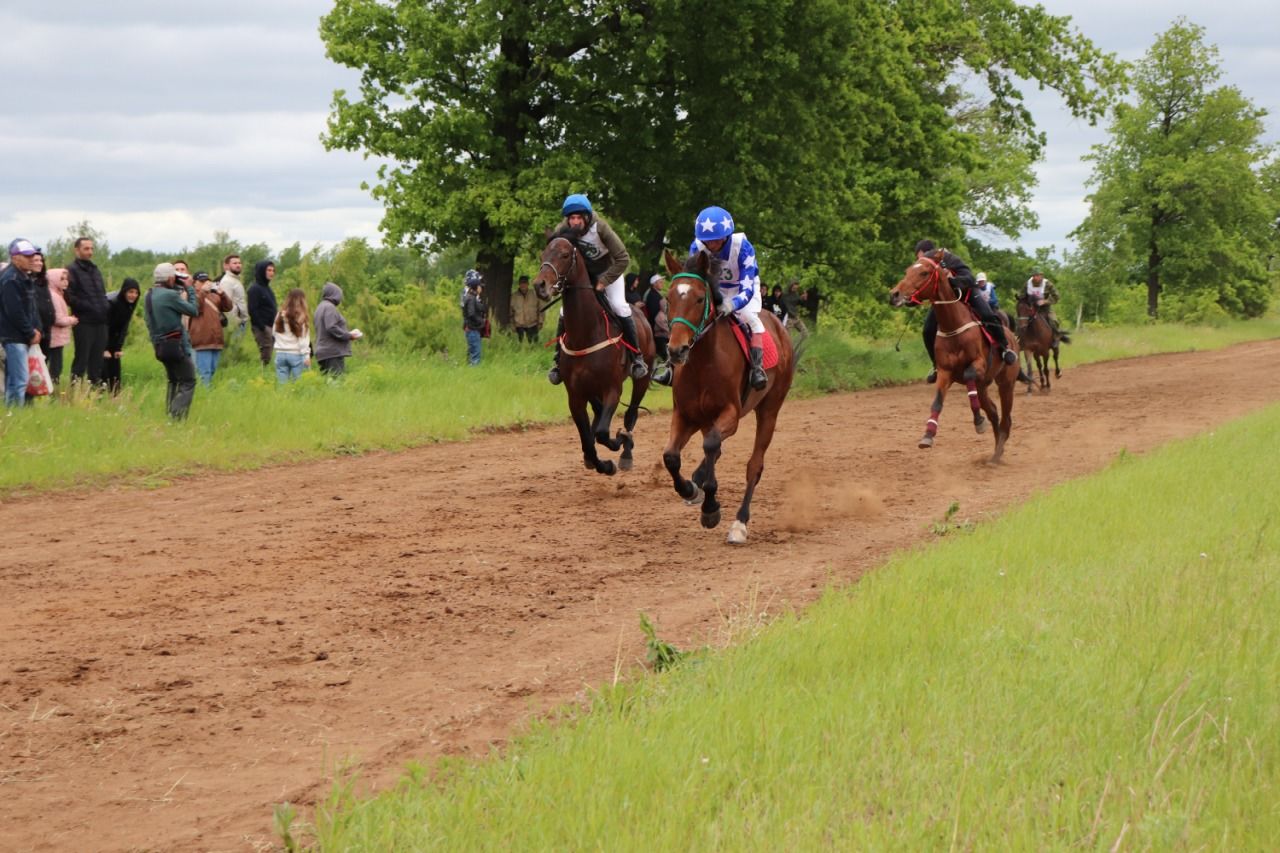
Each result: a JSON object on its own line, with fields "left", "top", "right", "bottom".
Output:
{"left": 729, "top": 321, "right": 780, "bottom": 369}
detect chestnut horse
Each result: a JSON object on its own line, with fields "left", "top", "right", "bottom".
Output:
{"left": 660, "top": 249, "right": 796, "bottom": 544}
{"left": 534, "top": 235, "right": 655, "bottom": 475}
{"left": 1015, "top": 295, "right": 1061, "bottom": 392}
{"left": 889, "top": 254, "right": 1018, "bottom": 462}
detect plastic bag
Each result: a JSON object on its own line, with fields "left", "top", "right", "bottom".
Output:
{"left": 26, "top": 345, "right": 52, "bottom": 397}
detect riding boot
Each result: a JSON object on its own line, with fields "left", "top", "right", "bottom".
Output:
{"left": 618, "top": 315, "right": 648, "bottom": 380}
{"left": 547, "top": 316, "right": 565, "bottom": 385}
{"left": 991, "top": 324, "right": 1018, "bottom": 365}
{"left": 748, "top": 346, "right": 767, "bottom": 390}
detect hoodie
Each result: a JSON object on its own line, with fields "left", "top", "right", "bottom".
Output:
{"left": 246, "top": 260, "right": 278, "bottom": 330}
{"left": 313, "top": 282, "right": 354, "bottom": 360}
{"left": 105, "top": 278, "right": 142, "bottom": 352}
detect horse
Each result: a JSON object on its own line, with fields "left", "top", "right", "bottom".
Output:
{"left": 1015, "top": 295, "right": 1061, "bottom": 392}
{"left": 659, "top": 248, "right": 797, "bottom": 544}
{"left": 888, "top": 255, "right": 1018, "bottom": 462}
{"left": 533, "top": 234, "right": 656, "bottom": 475}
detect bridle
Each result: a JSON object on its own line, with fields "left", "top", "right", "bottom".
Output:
{"left": 537, "top": 237, "right": 591, "bottom": 295}
{"left": 904, "top": 256, "right": 961, "bottom": 306}
{"left": 668, "top": 271, "right": 721, "bottom": 347}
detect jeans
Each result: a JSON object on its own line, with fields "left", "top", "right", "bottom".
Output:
{"left": 275, "top": 352, "right": 307, "bottom": 382}
{"left": 195, "top": 349, "right": 222, "bottom": 386}
{"left": 465, "top": 330, "right": 482, "bottom": 366}
{"left": 3, "top": 342, "right": 29, "bottom": 407}
{"left": 161, "top": 355, "right": 196, "bottom": 419}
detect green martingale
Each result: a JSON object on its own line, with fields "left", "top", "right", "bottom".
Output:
{"left": 313, "top": 405, "right": 1280, "bottom": 850}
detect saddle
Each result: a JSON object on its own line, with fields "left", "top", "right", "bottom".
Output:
{"left": 728, "top": 320, "right": 780, "bottom": 369}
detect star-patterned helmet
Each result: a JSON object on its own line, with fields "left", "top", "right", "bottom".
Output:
{"left": 464, "top": 269, "right": 483, "bottom": 288}
{"left": 694, "top": 206, "right": 734, "bottom": 242}
{"left": 561, "top": 194, "right": 593, "bottom": 217}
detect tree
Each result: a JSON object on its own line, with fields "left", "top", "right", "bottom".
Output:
{"left": 45, "top": 219, "right": 111, "bottom": 267}
{"left": 1072, "top": 19, "right": 1274, "bottom": 318}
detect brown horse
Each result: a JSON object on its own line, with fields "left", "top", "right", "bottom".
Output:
{"left": 660, "top": 249, "right": 797, "bottom": 544}
{"left": 889, "top": 255, "right": 1018, "bottom": 462}
{"left": 533, "top": 235, "right": 655, "bottom": 475}
{"left": 1015, "top": 295, "right": 1061, "bottom": 392}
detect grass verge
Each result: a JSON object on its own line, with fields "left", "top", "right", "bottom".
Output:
{"left": 311, "top": 404, "right": 1280, "bottom": 850}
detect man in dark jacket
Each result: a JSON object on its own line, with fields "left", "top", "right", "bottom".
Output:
{"left": 246, "top": 259, "right": 278, "bottom": 367}
{"left": 1, "top": 239, "right": 43, "bottom": 406}
{"left": 313, "top": 282, "right": 362, "bottom": 375}
{"left": 461, "top": 270, "right": 487, "bottom": 366}
{"left": 916, "top": 239, "right": 1018, "bottom": 383}
{"left": 64, "top": 237, "right": 111, "bottom": 386}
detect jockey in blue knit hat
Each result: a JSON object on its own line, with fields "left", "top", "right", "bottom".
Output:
{"left": 546, "top": 193, "right": 648, "bottom": 384}
{"left": 654, "top": 205, "right": 767, "bottom": 390}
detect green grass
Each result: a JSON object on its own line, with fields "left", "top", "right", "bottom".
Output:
{"left": 3, "top": 313, "right": 1278, "bottom": 494}
{"left": 311, "top": 404, "right": 1280, "bottom": 851}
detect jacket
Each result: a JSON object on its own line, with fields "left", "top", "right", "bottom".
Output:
{"left": 314, "top": 282, "right": 354, "bottom": 360}
{"left": 247, "top": 260, "right": 278, "bottom": 330}
{"left": 219, "top": 271, "right": 248, "bottom": 326}
{"left": 559, "top": 214, "right": 630, "bottom": 286}
{"left": 272, "top": 312, "right": 310, "bottom": 356}
{"left": 105, "top": 279, "right": 141, "bottom": 353}
{"left": 462, "top": 290, "right": 487, "bottom": 332}
{"left": 189, "top": 283, "right": 234, "bottom": 350}
{"left": 144, "top": 283, "right": 199, "bottom": 356}
{"left": 65, "top": 257, "right": 110, "bottom": 324}
{"left": 50, "top": 280, "right": 76, "bottom": 349}
{"left": 0, "top": 264, "right": 37, "bottom": 344}
{"left": 509, "top": 286, "right": 542, "bottom": 328}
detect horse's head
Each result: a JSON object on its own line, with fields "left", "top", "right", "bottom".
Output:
{"left": 889, "top": 254, "right": 948, "bottom": 307}
{"left": 663, "top": 248, "right": 717, "bottom": 365}
{"left": 533, "top": 230, "right": 581, "bottom": 300}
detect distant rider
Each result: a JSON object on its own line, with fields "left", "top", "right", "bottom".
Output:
{"left": 975, "top": 272, "right": 999, "bottom": 309}
{"left": 916, "top": 239, "right": 1018, "bottom": 384}
{"left": 547, "top": 193, "right": 648, "bottom": 385}
{"left": 653, "top": 205, "right": 767, "bottom": 390}
{"left": 1024, "top": 271, "right": 1070, "bottom": 342}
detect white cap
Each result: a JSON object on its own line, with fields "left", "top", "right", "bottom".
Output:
{"left": 649, "top": 274, "right": 665, "bottom": 286}
{"left": 976, "top": 272, "right": 988, "bottom": 282}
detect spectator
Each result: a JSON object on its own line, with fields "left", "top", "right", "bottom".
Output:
{"left": 218, "top": 254, "right": 248, "bottom": 340}
{"left": 803, "top": 286, "right": 824, "bottom": 330}
{"left": 1, "top": 239, "right": 43, "bottom": 407}
{"left": 781, "top": 281, "right": 806, "bottom": 336}
{"left": 461, "top": 270, "right": 486, "bottom": 366}
{"left": 102, "top": 278, "right": 140, "bottom": 395}
{"left": 765, "top": 284, "right": 786, "bottom": 321}
{"left": 32, "top": 251, "right": 54, "bottom": 352}
{"left": 65, "top": 236, "right": 110, "bottom": 387}
{"left": 247, "top": 259, "right": 278, "bottom": 367}
{"left": 646, "top": 274, "right": 670, "bottom": 360}
{"left": 314, "top": 282, "right": 362, "bottom": 376}
{"left": 624, "top": 272, "right": 643, "bottom": 310}
{"left": 188, "top": 272, "right": 234, "bottom": 386}
{"left": 509, "top": 274, "right": 541, "bottom": 343}
{"left": 45, "top": 267, "right": 79, "bottom": 388}
{"left": 272, "top": 288, "right": 311, "bottom": 382}
{"left": 143, "top": 262, "right": 198, "bottom": 419}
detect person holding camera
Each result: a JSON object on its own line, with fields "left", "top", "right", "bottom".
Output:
{"left": 188, "top": 272, "right": 234, "bottom": 386}
{"left": 143, "top": 262, "right": 198, "bottom": 419}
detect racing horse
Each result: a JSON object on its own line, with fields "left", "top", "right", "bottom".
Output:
{"left": 659, "top": 248, "right": 796, "bottom": 544}
{"left": 1015, "top": 295, "right": 1061, "bottom": 392}
{"left": 889, "top": 254, "right": 1018, "bottom": 462}
{"left": 534, "top": 234, "right": 656, "bottom": 475}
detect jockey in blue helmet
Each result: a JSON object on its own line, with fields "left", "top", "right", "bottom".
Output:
{"left": 546, "top": 193, "right": 648, "bottom": 384}
{"left": 654, "top": 205, "right": 767, "bottom": 390}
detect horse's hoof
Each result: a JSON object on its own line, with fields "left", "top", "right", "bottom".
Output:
{"left": 726, "top": 520, "right": 748, "bottom": 544}
{"left": 599, "top": 461, "right": 616, "bottom": 476}
{"left": 618, "top": 456, "right": 633, "bottom": 471}
{"left": 701, "top": 509, "right": 721, "bottom": 529}
{"left": 918, "top": 435, "right": 934, "bottom": 449}
{"left": 683, "top": 485, "right": 704, "bottom": 506}
{"left": 974, "top": 416, "right": 987, "bottom": 434}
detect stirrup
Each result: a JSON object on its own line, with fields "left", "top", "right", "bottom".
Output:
{"left": 749, "top": 368, "right": 767, "bottom": 391}
{"left": 629, "top": 357, "right": 648, "bottom": 380}
{"left": 547, "top": 365, "right": 562, "bottom": 385}
{"left": 652, "top": 365, "right": 673, "bottom": 386}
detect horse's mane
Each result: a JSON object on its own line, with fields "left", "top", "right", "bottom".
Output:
{"left": 683, "top": 249, "right": 728, "bottom": 309}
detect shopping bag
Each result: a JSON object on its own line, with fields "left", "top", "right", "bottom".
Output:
{"left": 26, "top": 345, "right": 52, "bottom": 397}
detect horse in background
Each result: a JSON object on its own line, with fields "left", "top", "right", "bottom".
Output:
{"left": 1015, "top": 295, "right": 1062, "bottom": 392}
{"left": 889, "top": 254, "right": 1018, "bottom": 462}
{"left": 533, "top": 235, "right": 655, "bottom": 475}
{"left": 659, "top": 249, "right": 796, "bottom": 544}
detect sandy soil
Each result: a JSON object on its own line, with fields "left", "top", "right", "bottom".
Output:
{"left": 2, "top": 340, "right": 1278, "bottom": 852}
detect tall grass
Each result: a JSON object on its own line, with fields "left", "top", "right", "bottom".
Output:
{"left": 3, "top": 313, "right": 1278, "bottom": 494}
{"left": 312, "top": 404, "right": 1280, "bottom": 850}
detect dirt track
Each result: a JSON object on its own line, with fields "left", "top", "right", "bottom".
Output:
{"left": 3, "top": 340, "right": 1279, "bottom": 852}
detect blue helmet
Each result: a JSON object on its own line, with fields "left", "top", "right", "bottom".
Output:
{"left": 464, "top": 269, "right": 483, "bottom": 288}
{"left": 694, "top": 206, "right": 734, "bottom": 242}
{"left": 561, "top": 193, "right": 593, "bottom": 217}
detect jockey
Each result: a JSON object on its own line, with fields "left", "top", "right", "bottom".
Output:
{"left": 654, "top": 205, "right": 767, "bottom": 390}
{"left": 1024, "top": 271, "right": 1069, "bottom": 341}
{"left": 916, "top": 239, "right": 1018, "bottom": 384}
{"left": 975, "top": 272, "right": 999, "bottom": 309}
{"left": 547, "top": 193, "right": 647, "bottom": 385}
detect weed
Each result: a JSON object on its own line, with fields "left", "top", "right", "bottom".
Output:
{"left": 929, "top": 500, "right": 975, "bottom": 536}
{"left": 639, "top": 612, "right": 687, "bottom": 672}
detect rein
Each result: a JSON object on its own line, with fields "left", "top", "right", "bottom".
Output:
{"left": 669, "top": 272, "right": 720, "bottom": 346}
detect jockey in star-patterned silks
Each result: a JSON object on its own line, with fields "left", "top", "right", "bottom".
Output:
{"left": 689, "top": 205, "right": 767, "bottom": 390}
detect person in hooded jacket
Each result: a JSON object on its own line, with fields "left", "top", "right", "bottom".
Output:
{"left": 313, "top": 282, "right": 363, "bottom": 375}
{"left": 32, "top": 251, "right": 54, "bottom": 350}
{"left": 247, "top": 259, "right": 279, "bottom": 367}
{"left": 45, "top": 268, "right": 79, "bottom": 387}
{"left": 101, "top": 277, "right": 140, "bottom": 395}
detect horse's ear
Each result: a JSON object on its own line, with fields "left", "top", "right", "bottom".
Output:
{"left": 663, "top": 248, "right": 682, "bottom": 275}
{"left": 543, "top": 227, "right": 555, "bottom": 242}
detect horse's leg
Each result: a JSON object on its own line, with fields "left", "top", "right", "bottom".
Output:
{"left": 697, "top": 410, "right": 742, "bottom": 530}
{"left": 616, "top": 374, "right": 650, "bottom": 472}
{"left": 1053, "top": 343, "right": 1061, "bottom": 378}
{"left": 1022, "top": 349, "right": 1034, "bottom": 394}
{"left": 728, "top": 402, "right": 780, "bottom": 544}
{"left": 1039, "top": 351, "right": 1051, "bottom": 392}
{"left": 962, "top": 364, "right": 985, "bottom": 433}
{"left": 663, "top": 413, "right": 701, "bottom": 504}
{"left": 592, "top": 389, "right": 623, "bottom": 453}
{"left": 572, "top": 392, "right": 613, "bottom": 475}
{"left": 993, "top": 372, "right": 1015, "bottom": 462}
{"left": 919, "top": 376, "right": 951, "bottom": 449}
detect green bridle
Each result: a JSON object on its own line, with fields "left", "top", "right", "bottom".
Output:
{"left": 669, "top": 272, "right": 712, "bottom": 338}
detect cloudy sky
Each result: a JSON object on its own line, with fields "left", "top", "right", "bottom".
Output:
{"left": 3, "top": 1, "right": 1275, "bottom": 258}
